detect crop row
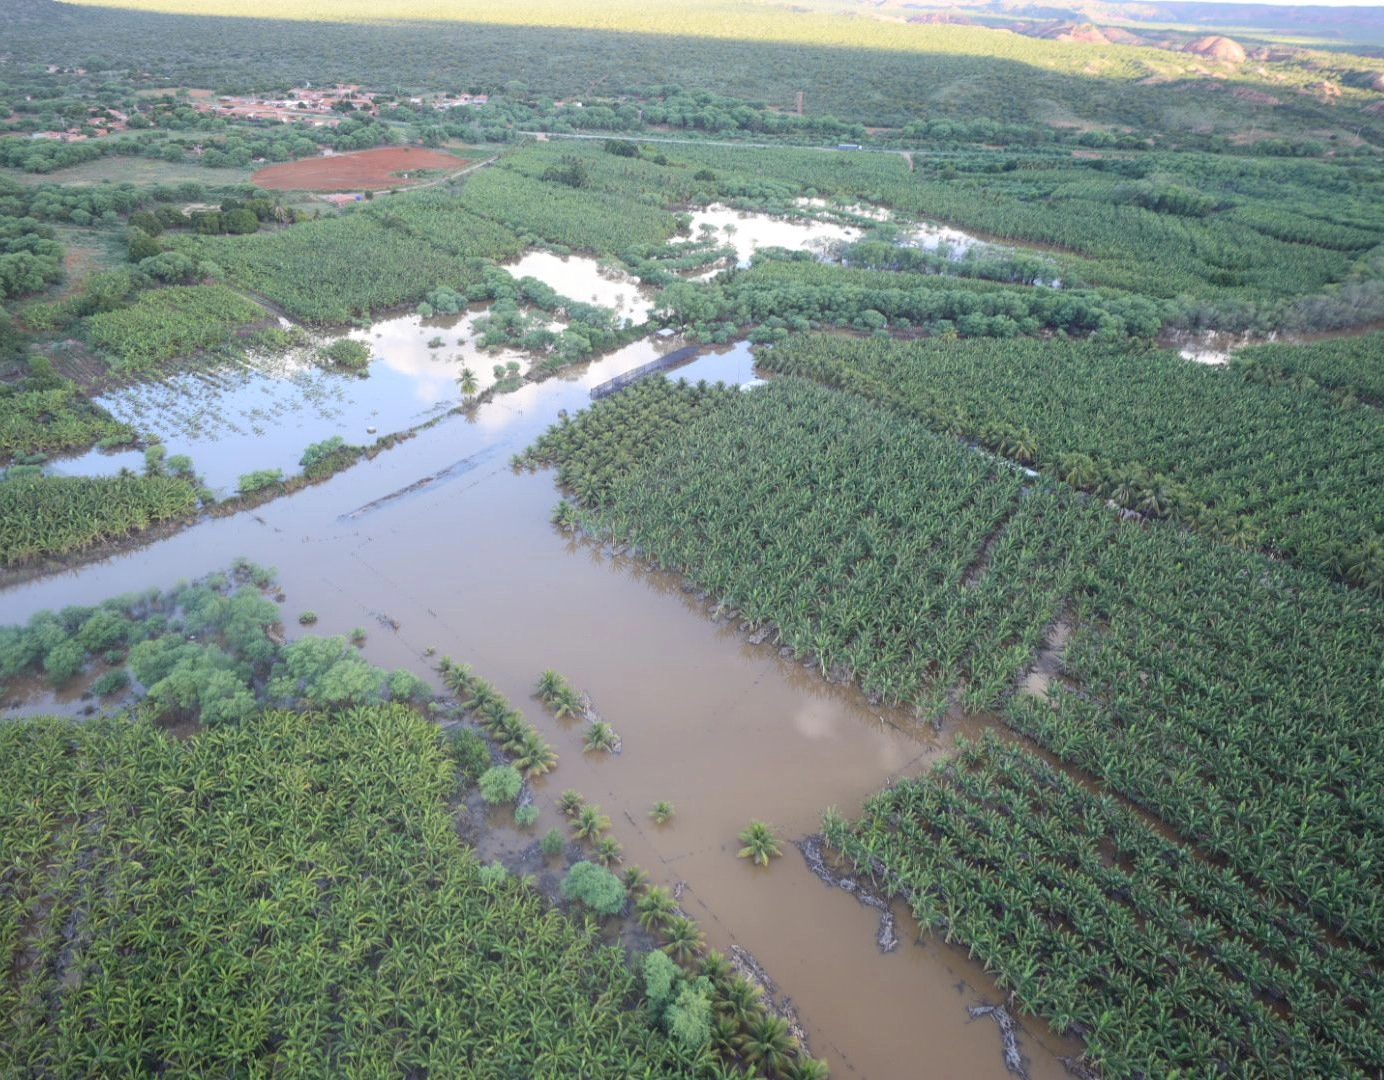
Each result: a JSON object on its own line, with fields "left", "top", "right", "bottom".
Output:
{"left": 458, "top": 162, "right": 678, "bottom": 252}
{"left": 1234, "top": 330, "right": 1384, "bottom": 405}
{"left": 175, "top": 206, "right": 514, "bottom": 325}
{"left": 659, "top": 258, "right": 1163, "bottom": 341}
{"left": 83, "top": 283, "right": 267, "bottom": 371}
{"left": 534, "top": 371, "right": 1384, "bottom": 1067}
{"left": 1005, "top": 518, "right": 1384, "bottom": 952}
{"left": 760, "top": 333, "right": 1384, "bottom": 589}
{"left": 0, "top": 371, "right": 134, "bottom": 461}
{"left": 526, "top": 376, "right": 1105, "bottom": 716}
{"left": 0, "top": 473, "right": 198, "bottom": 566}
{"left": 0, "top": 704, "right": 700, "bottom": 1076}
{"left": 826, "top": 734, "right": 1384, "bottom": 1078}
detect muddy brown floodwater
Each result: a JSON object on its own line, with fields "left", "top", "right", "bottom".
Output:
{"left": 3, "top": 352, "right": 1082, "bottom": 1079}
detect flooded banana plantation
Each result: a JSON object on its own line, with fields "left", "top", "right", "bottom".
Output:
{"left": 3, "top": 231, "right": 1076, "bottom": 1075}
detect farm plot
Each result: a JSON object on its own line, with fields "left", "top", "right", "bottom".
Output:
{"left": 176, "top": 207, "right": 518, "bottom": 324}
{"left": 523, "top": 376, "right": 1107, "bottom": 717}
{"left": 531, "top": 370, "right": 1384, "bottom": 1075}
{"left": 761, "top": 334, "right": 1384, "bottom": 589}
{"left": 0, "top": 705, "right": 699, "bottom": 1076}
{"left": 827, "top": 734, "right": 1384, "bottom": 1078}
{"left": 249, "top": 145, "right": 467, "bottom": 190}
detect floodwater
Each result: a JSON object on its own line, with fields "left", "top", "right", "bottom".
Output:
{"left": 2, "top": 341, "right": 1081, "bottom": 1079}
{"left": 508, "top": 250, "right": 655, "bottom": 324}
{"left": 687, "top": 205, "right": 866, "bottom": 268}
{"left": 688, "top": 203, "right": 1042, "bottom": 283}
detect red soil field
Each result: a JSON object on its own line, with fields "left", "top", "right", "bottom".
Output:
{"left": 250, "top": 147, "right": 466, "bottom": 192}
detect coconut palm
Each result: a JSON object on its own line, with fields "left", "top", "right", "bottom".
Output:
{"left": 621, "top": 865, "right": 649, "bottom": 894}
{"left": 593, "top": 835, "right": 623, "bottom": 866}
{"left": 635, "top": 886, "right": 676, "bottom": 932}
{"left": 739, "top": 1014, "right": 797, "bottom": 1075}
{"left": 660, "top": 915, "right": 705, "bottom": 964}
{"left": 649, "top": 800, "right": 675, "bottom": 825}
{"left": 715, "top": 975, "right": 763, "bottom": 1026}
{"left": 550, "top": 501, "right": 580, "bottom": 533}
{"left": 737, "top": 821, "right": 783, "bottom": 866}
{"left": 457, "top": 366, "right": 479, "bottom": 400}
{"left": 535, "top": 669, "right": 566, "bottom": 702}
{"left": 557, "top": 789, "right": 585, "bottom": 816}
{"left": 583, "top": 721, "right": 619, "bottom": 753}
{"left": 571, "top": 803, "right": 611, "bottom": 841}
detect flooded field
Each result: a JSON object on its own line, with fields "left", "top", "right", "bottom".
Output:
{"left": 2, "top": 331, "right": 1080, "bottom": 1079}
{"left": 508, "top": 249, "right": 655, "bottom": 323}
{"left": 688, "top": 205, "right": 866, "bottom": 267}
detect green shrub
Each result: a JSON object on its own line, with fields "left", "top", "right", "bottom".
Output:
{"left": 386, "top": 668, "right": 431, "bottom": 702}
{"left": 236, "top": 469, "right": 283, "bottom": 496}
{"left": 91, "top": 669, "right": 130, "bottom": 697}
{"left": 477, "top": 861, "right": 508, "bottom": 886}
{"left": 478, "top": 764, "right": 523, "bottom": 805}
{"left": 297, "top": 611, "right": 317, "bottom": 625}
{"left": 450, "top": 728, "right": 492, "bottom": 782}
{"left": 319, "top": 338, "right": 371, "bottom": 371}
{"left": 514, "top": 804, "right": 539, "bottom": 828}
{"left": 561, "top": 861, "right": 626, "bottom": 916}
{"left": 540, "top": 828, "right": 566, "bottom": 857}
{"left": 299, "top": 436, "right": 358, "bottom": 474}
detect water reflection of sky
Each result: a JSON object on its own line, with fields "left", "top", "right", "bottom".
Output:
{"left": 38, "top": 211, "right": 1003, "bottom": 492}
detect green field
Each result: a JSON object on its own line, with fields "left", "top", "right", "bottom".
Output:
{"left": 0, "top": 704, "right": 702, "bottom": 1077}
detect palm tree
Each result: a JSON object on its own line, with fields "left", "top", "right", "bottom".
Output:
{"left": 737, "top": 821, "right": 783, "bottom": 866}
{"left": 649, "top": 800, "right": 675, "bottom": 825}
{"left": 716, "top": 975, "right": 763, "bottom": 1026}
{"left": 583, "top": 721, "right": 618, "bottom": 752}
{"left": 551, "top": 685, "right": 583, "bottom": 719}
{"left": 594, "top": 835, "right": 623, "bottom": 866}
{"left": 699, "top": 950, "right": 732, "bottom": 989}
{"left": 621, "top": 865, "right": 650, "bottom": 894}
{"left": 636, "top": 886, "right": 676, "bottom": 932}
{"left": 557, "top": 789, "right": 584, "bottom": 816}
{"left": 550, "top": 501, "right": 579, "bottom": 532}
{"left": 572, "top": 803, "right": 610, "bottom": 841}
{"left": 739, "top": 1015, "right": 797, "bottom": 1075}
{"left": 457, "top": 366, "right": 479, "bottom": 400}
{"left": 535, "top": 669, "right": 565, "bottom": 702}
{"left": 660, "top": 915, "right": 705, "bottom": 964}
{"left": 784, "top": 1057, "right": 831, "bottom": 1079}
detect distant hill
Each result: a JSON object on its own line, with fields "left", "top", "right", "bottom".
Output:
{"left": 876, "top": 0, "right": 1384, "bottom": 47}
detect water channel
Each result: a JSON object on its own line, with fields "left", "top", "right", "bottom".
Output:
{"left": 5, "top": 212, "right": 1082, "bottom": 1078}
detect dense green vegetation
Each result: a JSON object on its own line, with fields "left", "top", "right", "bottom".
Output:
{"left": 0, "top": 704, "right": 702, "bottom": 1076}
{"left": 174, "top": 206, "right": 520, "bottom": 324}
{"left": 826, "top": 734, "right": 1384, "bottom": 1078}
{"left": 1005, "top": 522, "right": 1384, "bottom": 952}
{"left": 458, "top": 162, "right": 678, "bottom": 251}
{"left": 661, "top": 258, "right": 1161, "bottom": 342}
{"left": 0, "top": 359, "right": 134, "bottom": 461}
{"left": 82, "top": 283, "right": 266, "bottom": 370}
{"left": 1234, "top": 330, "right": 1384, "bottom": 405}
{"left": 17, "top": 0, "right": 1383, "bottom": 148}
{"left": 761, "top": 334, "right": 1384, "bottom": 589}
{"left": 529, "top": 369, "right": 1384, "bottom": 1071}
{"left": 524, "top": 376, "right": 1105, "bottom": 716}
{"left": 0, "top": 472, "right": 199, "bottom": 566}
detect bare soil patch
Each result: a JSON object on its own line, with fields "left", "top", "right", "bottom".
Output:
{"left": 250, "top": 147, "right": 466, "bottom": 192}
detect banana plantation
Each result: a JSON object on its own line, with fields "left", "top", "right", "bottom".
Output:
{"left": 527, "top": 368, "right": 1384, "bottom": 1073}
{"left": 4, "top": 3, "right": 1384, "bottom": 1075}
{"left": 0, "top": 473, "right": 199, "bottom": 566}
{"left": 760, "top": 333, "right": 1384, "bottom": 591}
{"left": 825, "top": 734, "right": 1384, "bottom": 1078}
{"left": 0, "top": 705, "right": 703, "bottom": 1076}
